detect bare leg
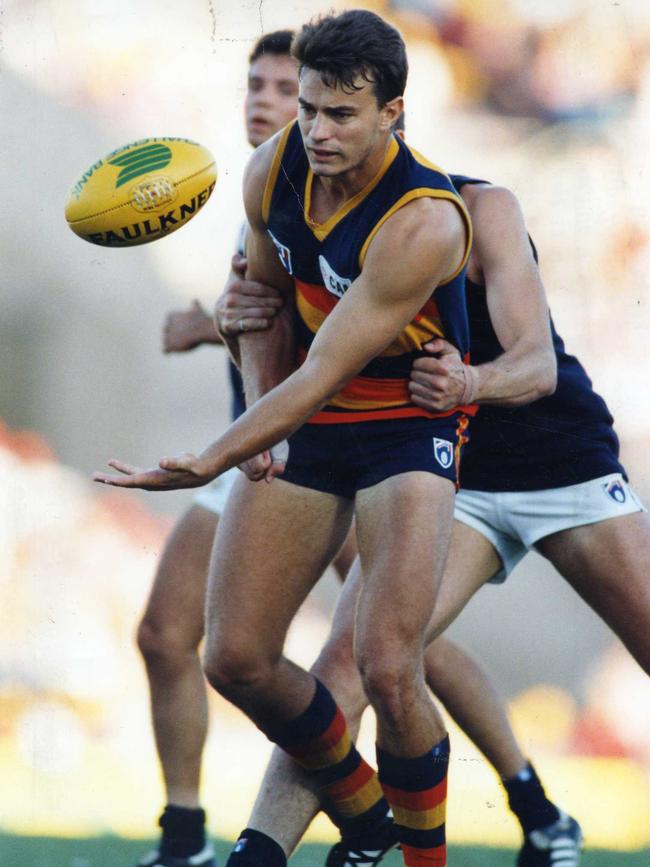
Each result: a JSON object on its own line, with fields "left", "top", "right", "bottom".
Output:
{"left": 421, "top": 521, "right": 526, "bottom": 778}
{"left": 137, "top": 504, "right": 215, "bottom": 807}
{"left": 203, "top": 475, "right": 353, "bottom": 726}
{"left": 245, "top": 569, "right": 365, "bottom": 856}
{"left": 355, "top": 472, "right": 455, "bottom": 756}
{"left": 424, "top": 637, "right": 526, "bottom": 779}
{"left": 538, "top": 511, "right": 650, "bottom": 674}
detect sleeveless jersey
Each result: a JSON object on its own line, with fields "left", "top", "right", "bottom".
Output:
{"left": 263, "top": 121, "right": 474, "bottom": 424}
{"left": 451, "top": 175, "right": 625, "bottom": 492}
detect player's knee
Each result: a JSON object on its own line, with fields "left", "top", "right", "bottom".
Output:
{"left": 203, "top": 642, "right": 276, "bottom": 699}
{"left": 357, "top": 650, "right": 418, "bottom": 730}
{"left": 136, "top": 617, "right": 200, "bottom": 668}
{"left": 312, "top": 639, "right": 365, "bottom": 722}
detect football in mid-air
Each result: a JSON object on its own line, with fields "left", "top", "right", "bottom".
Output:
{"left": 65, "top": 137, "right": 217, "bottom": 247}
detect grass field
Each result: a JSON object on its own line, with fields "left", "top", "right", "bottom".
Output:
{"left": 1, "top": 834, "right": 648, "bottom": 867}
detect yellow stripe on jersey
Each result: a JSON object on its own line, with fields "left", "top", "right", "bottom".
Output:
{"left": 358, "top": 187, "right": 472, "bottom": 277}
{"left": 382, "top": 315, "right": 445, "bottom": 355}
{"left": 261, "top": 121, "right": 296, "bottom": 225}
{"left": 304, "top": 137, "right": 400, "bottom": 242}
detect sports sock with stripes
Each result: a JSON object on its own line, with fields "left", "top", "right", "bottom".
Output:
{"left": 267, "top": 678, "right": 390, "bottom": 839}
{"left": 503, "top": 761, "right": 561, "bottom": 834}
{"left": 377, "top": 735, "right": 450, "bottom": 866}
{"left": 158, "top": 804, "right": 207, "bottom": 858}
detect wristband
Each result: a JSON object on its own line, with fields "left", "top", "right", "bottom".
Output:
{"left": 460, "top": 365, "right": 479, "bottom": 406}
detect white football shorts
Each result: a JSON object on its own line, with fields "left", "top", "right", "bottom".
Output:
{"left": 454, "top": 472, "right": 646, "bottom": 583}
{"left": 192, "top": 466, "right": 240, "bottom": 516}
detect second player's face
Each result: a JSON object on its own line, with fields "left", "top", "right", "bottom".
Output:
{"left": 245, "top": 53, "right": 299, "bottom": 146}
{"left": 298, "top": 67, "right": 396, "bottom": 178}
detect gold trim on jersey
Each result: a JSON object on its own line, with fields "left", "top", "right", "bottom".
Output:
{"left": 358, "top": 187, "right": 472, "bottom": 283}
{"left": 261, "top": 121, "right": 296, "bottom": 225}
{"left": 303, "top": 136, "right": 400, "bottom": 242}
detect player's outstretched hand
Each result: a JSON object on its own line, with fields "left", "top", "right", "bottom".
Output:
{"left": 238, "top": 440, "right": 288, "bottom": 484}
{"left": 163, "top": 300, "right": 219, "bottom": 353}
{"left": 409, "top": 338, "right": 473, "bottom": 411}
{"left": 93, "top": 455, "right": 213, "bottom": 491}
{"left": 215, "top": 253, "right": 284, "bottom": 337}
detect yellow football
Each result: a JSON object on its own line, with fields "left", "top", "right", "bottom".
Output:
{"left": 65, "top": 137, "right": 217, "bottom": 247}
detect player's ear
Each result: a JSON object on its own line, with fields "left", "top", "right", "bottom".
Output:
{"left": 380, "top": 96, "right": 404, "bottom": 132}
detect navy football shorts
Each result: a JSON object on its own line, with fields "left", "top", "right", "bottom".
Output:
{"left": 280, "top": 413, "right": 469, "bottom": 499}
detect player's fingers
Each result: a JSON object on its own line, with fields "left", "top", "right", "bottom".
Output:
{"left": 93, "top": 471, "right": 139, "bottom": 487}
{"left": 231, "top": 253, "right": 247, "bottom": 274}
{"left": 410, "top": 368, "right": 445, "bottom": 385}
{"left": 265, "top": 460, "right": 287, "bottom": 483}
{"left": 106, "top": 459, "right": 142, "bottom": 475}
{"left": 421, "top": 338, "right": 445, "bottom": 354}
{"left": 236, "top": 305, "right": 280, "bottom": 319}
{"left": 412, "top": 356, "right": 445, "bottom": 373}
{"left": 239, "top": 318, "right": 271, "bottom": 332}
{"left": 159, "top": 453, "right": 196, "bottom": 472}
{"left": 237, "top": 282, "right": 284, "bottom": 302}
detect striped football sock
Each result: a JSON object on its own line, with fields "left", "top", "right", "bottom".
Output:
{"left": 377, "top": 735, "right": 450, "bottom": 866}
{"left": 268, "top": 678, "right": 389, "bottom": 838}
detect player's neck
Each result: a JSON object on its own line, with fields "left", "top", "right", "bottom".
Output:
{"left": 312, "top": 135, "right": 392, "bottom": 216}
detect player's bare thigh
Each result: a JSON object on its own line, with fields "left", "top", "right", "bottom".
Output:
{"left": 354, "top": 471, "right": 455, "bottom": 662}
{"left": 425, "top": 519, "right": 503, "bottom": 642}
{"left": 537, "top": 511, "right": 650, "bottom": 673}
{"left": 139, "top": 504, "right": 217, "bottom": 652}
{"left": 205, "top": 473, "right": 354, "bottom": 667}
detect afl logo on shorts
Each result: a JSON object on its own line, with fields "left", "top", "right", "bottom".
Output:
{"left": 433, "top": 438, "right": 454, "bottom": 469}
{"left": 319, "top": 255, "right": 351, "bottom": 298}
{"left": 268, "top": 230, "right": 293, "bottom": 274}
{"left": 603, "top": 478, "right": 627, "bottom": 504}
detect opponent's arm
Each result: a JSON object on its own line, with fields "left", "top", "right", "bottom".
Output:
{"left": 163, "top": 300, "right": 222, "bottom": 353}
{"left": 235, "top": 139, "right": 297, "bottom": 405}
{"left": 410, "top": 186, "right": 556, "bottom": 411}
{"left": 94, "top": 196, "right": 466, "bottom": 490}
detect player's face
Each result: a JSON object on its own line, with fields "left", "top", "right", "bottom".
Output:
{"left": 245, "top": 53, "right": 299, "bottom": 147}
{"left": 298, "top": 67, "right": 401, "bottom": 178}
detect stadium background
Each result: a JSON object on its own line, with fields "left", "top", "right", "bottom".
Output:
{"left": 1, "top": 0, "right": 649, "bottom": 862}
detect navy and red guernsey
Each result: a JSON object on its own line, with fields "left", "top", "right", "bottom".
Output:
{"left": 450, "top": 174, "right": 625, "bottom": 492}
{"left": 263, "top": 121, "right": 474, "bottom": 424}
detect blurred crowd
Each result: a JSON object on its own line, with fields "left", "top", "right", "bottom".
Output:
{"left": 388, "top": 0, "right": 649, "bottom": 122}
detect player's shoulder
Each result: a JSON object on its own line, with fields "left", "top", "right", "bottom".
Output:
{"left": 462, "top": 184, "right": 528, "bottom": 253}
{"left": 459, "top": 182, "right": 519, "bottom": 219}
{"left": 244, "top": 132, "right": 282, "bottom": 189}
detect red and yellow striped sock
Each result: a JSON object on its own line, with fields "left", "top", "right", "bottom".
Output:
{"left": 268, "top": 679, "right": 388, "bottom": 838}
{"left": 377, "top": 735, "right": 450, "bottom": 866}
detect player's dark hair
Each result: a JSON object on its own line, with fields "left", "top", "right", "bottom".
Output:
{"left": 249, "top": 29, "right": 295, "bottom": 63}
{"left": 292, "top": 10, "right": 407, "bottom": 106}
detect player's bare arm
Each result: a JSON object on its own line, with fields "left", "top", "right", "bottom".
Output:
{"left": 410, "top": 185, "right": 557, "bottom": 411}
{"left": 163, "top": 300, "right": 222, "bottom": 353}
{"left": 214, "top": 252, "right": 283, "bottom": 354}
{"left": 93, "top": 195, "right": 466, "bottom": 490}
{"left": 236, "top": 136, "right": 298, "bottom": 405}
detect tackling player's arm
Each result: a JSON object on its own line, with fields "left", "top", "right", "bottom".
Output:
{"left": 93, "top": 196, "right": 466, "bottom": 490}
{"left": 410, "top": 185, "right": 557, "bottom": 411}
{"left": 234, "top": 138, "right": 297, "bottom": 404}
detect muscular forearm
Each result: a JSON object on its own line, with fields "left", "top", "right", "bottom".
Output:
{"left": 474, "top": 344, "right": 557, "bottom": 407}
{"left": 197, "top": 358, "right": 335, "bottom": 475}
{"left": 238, "top": 305, "right": 296, "bottom": 403}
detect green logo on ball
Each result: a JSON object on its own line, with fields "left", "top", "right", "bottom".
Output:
{"left": 108, "top": 144, "right": 172, "bottom": 188}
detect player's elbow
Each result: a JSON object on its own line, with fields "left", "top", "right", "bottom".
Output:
{"left": 532, "top": 348, "right": 557, "bottom": 399}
